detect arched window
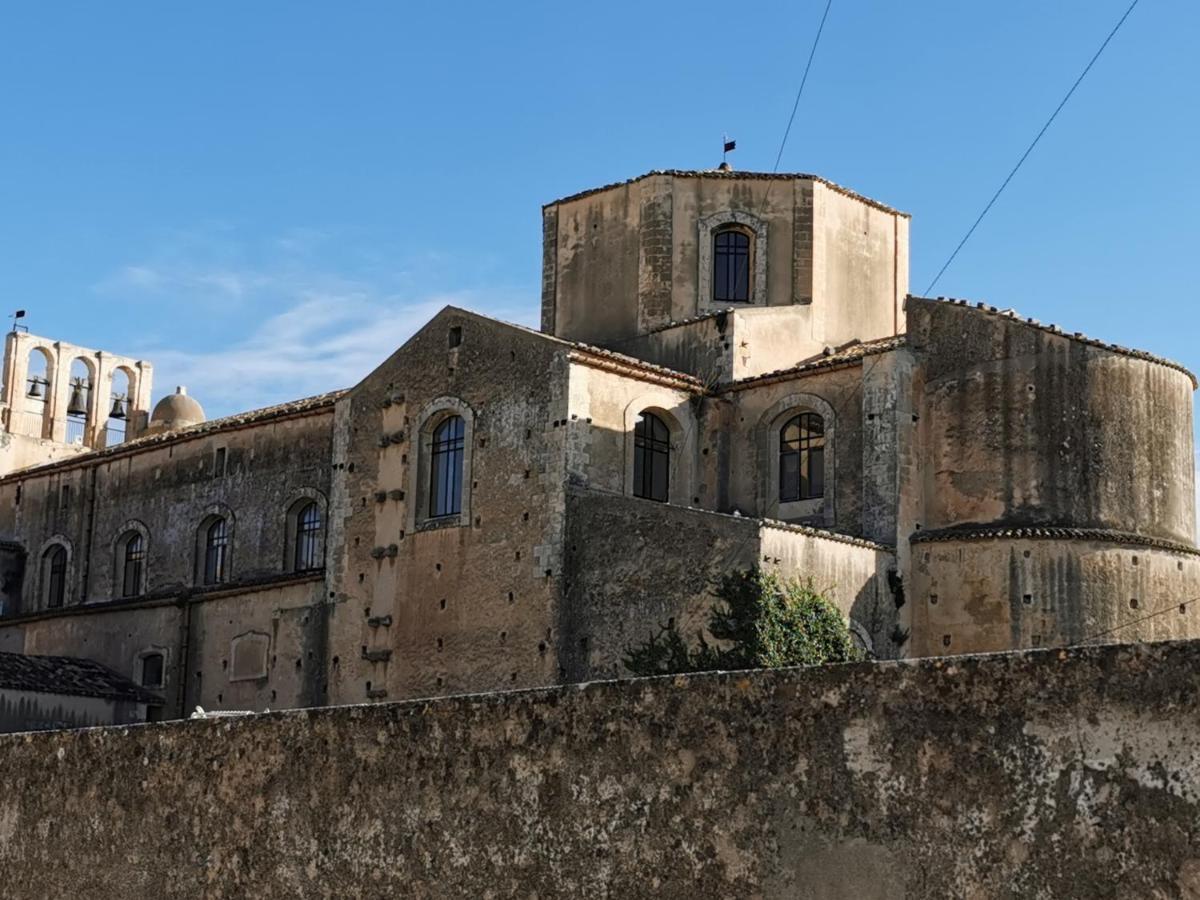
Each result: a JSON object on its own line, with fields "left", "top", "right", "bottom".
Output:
{"left": 429, "top": 415, "right": 465, "bottom": 518}
{"left": 713, "top": 228, "right": 752, "bottom": 303}
{"left": 780, "top": 413, "right": 825, "bottom": 501}
{"left": 633, "top": 412, "right": 670, "bottom": 502}
{"left": 293, "top": 501, "right": 322, "bottom": 571}
{"left": 139, "top": 652, "right": 165, "bottom": 689}
{"left": 119, "top": 531, "right": 146, "bottom": 598}
{"left": 42, "top": 545, "right": 67, "bottom": 609}
{"left": 203, "top": 518, "right": 229, "bottom": 585}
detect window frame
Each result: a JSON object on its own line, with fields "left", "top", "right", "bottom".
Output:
{"left": 200, "top": 515, "right": 231, "bottom": 586}
{"left": 778, "top": 412, "right": 825, "bottom": 503}
{"left": 712, "top": 226, "right": 754, "bottom": 304}
{"left": 756, "top": 394, "right": 836, "bottom": 527}
{"left": 697, "top": 210, "right": 768, "bottom": 312}
{"left": 293, "top": 501, "right": 322, "bottom": 572}
{"left": 632, "top": 411, "right": 671, "bottom": 502}
{"left": 410, "top": 398, "right": 475, "bottom": 533}
{"left": 42, "top": 543, "right": 68, "bottom": 609}
{"left": 120, "top": 531, "right": 146, "bottom": 598}
{"left": 429, "top": 415, "right": 466, "bottom": 519}
{"left": 139, "top": 651, "right": 165, "bottom": 689}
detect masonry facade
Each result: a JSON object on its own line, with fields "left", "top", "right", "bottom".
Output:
{"left": 0, "top": 166, "right": 1194, "bottom": 723}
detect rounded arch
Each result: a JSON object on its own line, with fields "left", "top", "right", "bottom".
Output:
{"left": 284, "top": 488, "right": 328, "bottom": 573}
{"left": 848, "top": 620, "right": 875, "bottom": 660}
{"left": 111, "top": 519, "right": 151, "bottom": 598}
{"left": 104, "top": 365, "right": 136, "bottom": 447}
{"left": 754, "top": 392, "right": 836, "bottom": 526}
{"left": 34, "top": 535, "right": 73, "bottom": 611}
{"left": 195, "top": 503, "right": 236, "bottom": 586}
{"left": 17, "top": 345, "right": 55, "bottom": 438}
{"left": 410, "top": 397, "right": 476, "bottom": 531}
{"left": 622, "top": 391, "right": 698, "bottom": 507}
{"left": 698, "top": 209, "right": 769, "bottom": 311}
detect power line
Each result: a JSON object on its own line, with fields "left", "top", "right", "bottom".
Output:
{"left": 772, "top": 0, "right": 834, "bottom": 174}
{"left": 923, "top": 0, "right": 1142, "bottom": 296}
{"left": 1078, "top": 593, "right": 1200, "bottom": 645}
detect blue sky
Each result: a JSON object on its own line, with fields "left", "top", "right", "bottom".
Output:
{"left": 0, "top": 0, "right": 1196, "bottom": 437}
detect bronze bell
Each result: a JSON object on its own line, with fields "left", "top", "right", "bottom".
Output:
{"left": 66, "top": 380, "right": 88, "bottom": 417}
{"left": 109, "top": 395, "right": 127, "bottom": 420}
{"left": 26, "top": 377, "right": 43, "bottom": 400}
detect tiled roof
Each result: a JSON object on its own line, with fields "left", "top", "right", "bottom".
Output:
{"left": 1, "top": 390, "right": 345, "bottom": 482}
{"left": 725, "top": 335, "right": 907, "bottom": 391}
{"left": 638, "top": 308, "right": 736, "bottom": 336}
{"left": 568, "top": 344, "right": 705, "bottom": 389}
{"left": 913, "top": 296, "right": 1198, "bottom": 388}
{"left": 545, "top": 169, "right": 910, "bottom": 217}
{"left": 0, "top": 651, "right": 163, "bottom": 704}
{"left": 760, "top": 518, "right": 894, "bottom": 553}
{"left": 911, "top": 524, "right": 1200, "bottom": 557}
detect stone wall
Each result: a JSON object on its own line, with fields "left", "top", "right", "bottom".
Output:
{"left": 1, "top": 640, "right": 1198, "bottom": 898}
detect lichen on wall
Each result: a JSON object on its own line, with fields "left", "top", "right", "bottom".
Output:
{"left": 0, "top": 639, "right": 1198, "bottom": 898}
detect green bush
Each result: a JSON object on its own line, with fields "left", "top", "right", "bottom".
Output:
{"left": 623, "top": 567, "right": 862, "bottom": 677}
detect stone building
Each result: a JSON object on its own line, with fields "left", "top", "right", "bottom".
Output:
{"left": 0, "top": 166, "right": 1194, "bottom": 724}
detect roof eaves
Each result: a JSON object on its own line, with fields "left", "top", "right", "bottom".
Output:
{"left": 0, "top": 390, "right": 344, "bottom": 483}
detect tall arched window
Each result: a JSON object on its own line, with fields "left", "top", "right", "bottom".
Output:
{"left": 120, "top": 531, "right": 146, "bottom": 598}
{"left": 203, "top": 518, "right": 229, "bottom": 585}
{"left": 633, "top": 412, "right": 670, "bottom": 502}
{"left": 42, "top": 545, "right": 67, "bottom": 609}
{"left": 780, "top": 413, "right": 825, "bottom": 501}
{"left": 713, "top": 228, "right": 752, "bottom": 303}
{"left": 429, "top": 415, "right": 465, "bottom": 518}
{"left": 293, "top": 501, "right": 322, "bottom": 571}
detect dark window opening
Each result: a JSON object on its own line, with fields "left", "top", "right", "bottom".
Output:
{"left": 633, "top": 412, "right": 670, "bottom": 502}
{"left": 203, "top": 518, "right": 229, "bottom": 585}
{"left": 44, "top": 545, "right": 67, "bottom": 609}
{"left": 780, "top": 413, "right": 825, "bottom": 502}
{"left": 214, "top": 447, "right": 227, "bottom": 477}
{"left": 713, "top": 228, "right": 752, "bottom": 303}
{"left": 121, "top": 532, "right": 145, "bottom": 598}
{"left": 294, "top": 502, "right": 322, "bottom": 571}
{"left": 140, "top": 653, "right": 164, "bottom": 689}
{"left": 448, "top": 326, "right": 463, "bottom": 348}
{"left": 429, "top": 416, "right": 465, "bottom": 518}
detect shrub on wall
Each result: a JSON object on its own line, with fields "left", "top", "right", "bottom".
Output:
{"left": 623, "top": 567, "right": 861, "bottom": 677}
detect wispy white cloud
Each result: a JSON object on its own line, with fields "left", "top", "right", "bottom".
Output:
{"left": 94, "top": 228, "right": 537, "bottom": 417}
{"left": 145, "top": 288, "right": 535, "bottom": 418}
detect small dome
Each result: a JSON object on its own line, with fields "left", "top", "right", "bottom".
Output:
{"left": 148, "top": 386, "right": 206, "bottom": 433}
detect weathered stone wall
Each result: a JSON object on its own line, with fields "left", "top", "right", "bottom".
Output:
{"left": 909, "top": 534, "right": 1200, "bottom": 657}
{"left": 0, "top": 576, "right": 326, "bottom": 718}
{"left": 728, "top": 363, "right": 865, "bottom": 531}
{"left": 545, "top": 171, "right": 908, "bottom": 351}
{"left": 0, "top": 406, "right": 334, "bottom": 611}
{"left": 908, "top": 296, "right": 1196, "bottom": 545}
{"left": 0, "top": 688, "right": 146, "bottom": 732}
{"left": 559, "top": 488, "right": 760, "bottom": 681}
{"left": 325, "top": 310, "right": 571, "bottom": 706}
{"left": 1, "top": 640, "right": 1198, "bottom": 898}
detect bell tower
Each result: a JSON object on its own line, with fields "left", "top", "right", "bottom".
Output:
{"left": 0, "top": 329, "right": 153, "bottom": 475}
